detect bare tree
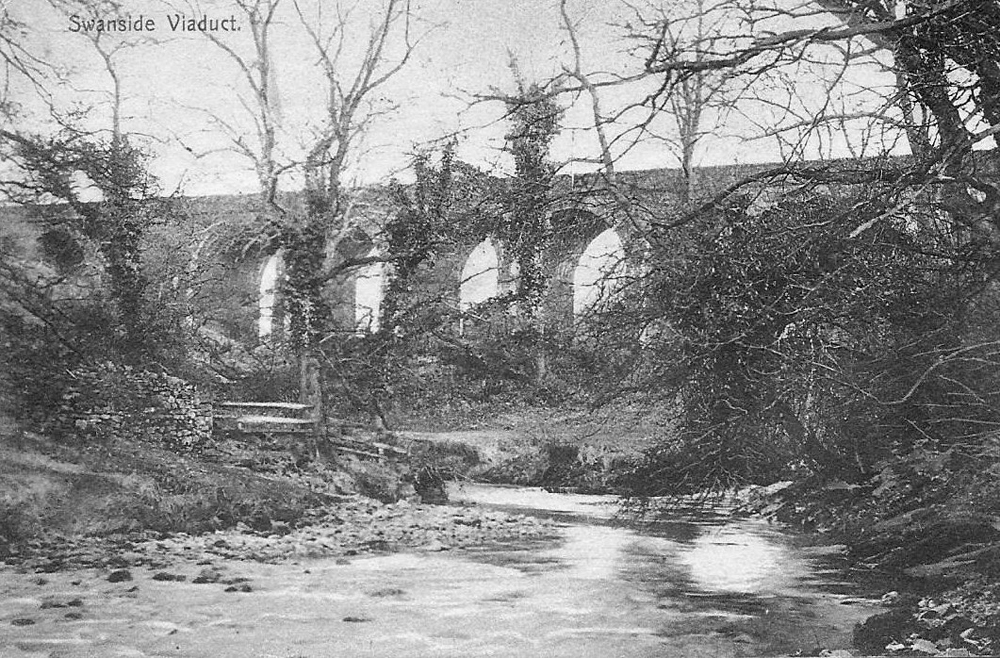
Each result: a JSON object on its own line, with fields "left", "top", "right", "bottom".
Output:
{"left": 548, "top": 0, "right": 747, "bottom": 203}
{"left": 197, "top": 0, "right": 420, "bottom": 423}
{"left": 196, "top": 0, "right": 285, "bottom": 204}
{"left": 558, "top": 0, "right": 617, "bottom": 175}
{"left": 624, "top": 0, "right": 747, "bottom": 200}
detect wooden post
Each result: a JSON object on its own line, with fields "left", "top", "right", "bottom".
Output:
{"left": 299, "top": 351, "right": 324, "bottom": 460}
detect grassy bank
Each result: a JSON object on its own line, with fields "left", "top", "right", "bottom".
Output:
{"left": 393, "top": 400, "right": 668, "bottom": 494}
{"left": 0, "top": 431, "right": 337, "bottom": 553}
{"left": 0, "top": 422, "right": 442, "bottom": 561}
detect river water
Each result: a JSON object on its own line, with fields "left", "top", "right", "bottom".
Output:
{"left": 1, "top": 483, "right": 881, "bottom": 657}
{"left": 445, "top": 483, "right": 882, "bottom": 657}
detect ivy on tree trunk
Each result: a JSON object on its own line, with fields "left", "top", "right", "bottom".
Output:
{"left": 503, "top": 82, "right": 562, "bottom": 383}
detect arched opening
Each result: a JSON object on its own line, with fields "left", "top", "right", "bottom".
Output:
{"left": 460, "top": 238, "right": 500, "bottom": 310}
{"left": 355, "top": 248, "right": 386, "bottom": 334}
{"left": 459, "top": 238, "right": 500, "bottom": 335}
{"left": 573, "top": 228, "right": 625, "bottom": 317}
{"left": 259, "top": 252, "right": 282, "bottom": 339}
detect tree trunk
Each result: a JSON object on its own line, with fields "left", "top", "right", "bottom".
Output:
{"left": 299, "top": 350, "right": 324, "bottom": 457}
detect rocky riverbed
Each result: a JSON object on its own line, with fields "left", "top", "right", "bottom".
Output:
{"left": 3, "top": 497, "right": 555, "bottom": 574}
{"left": 1, "top": 497, "right": 561, "bottom": 656}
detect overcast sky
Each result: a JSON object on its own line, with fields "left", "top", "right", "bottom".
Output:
{"left": 13, "top": 0, "right": 899, "bottom": 196}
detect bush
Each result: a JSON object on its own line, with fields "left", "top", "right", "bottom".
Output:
{"left": 586, "top": 190, "right": 1000, "bottom": 493}
{"left": 0, "top": 498, "right": 39, "bottom": 553}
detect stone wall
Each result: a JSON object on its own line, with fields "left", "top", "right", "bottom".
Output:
{"left": 55, "top": 363, "right": 212, "bottom": 451}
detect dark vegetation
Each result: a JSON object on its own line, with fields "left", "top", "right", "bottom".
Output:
{"left": 602, "top": 185, "right": 999, "bottom": 494}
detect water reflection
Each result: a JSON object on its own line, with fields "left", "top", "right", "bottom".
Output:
{"left": 451, "top": 485, "right": 802, "bottom": 592}
{"left": 544, "top": 524, "right": 633, "bottom": 580}
{"left": 453, "top": 484, "right": 805, "bottom": 594}
{"left": 680, "top": 527, "right": 792, "bottom": 594}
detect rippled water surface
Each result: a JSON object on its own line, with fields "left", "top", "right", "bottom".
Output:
{"left": 1, "top": 483, "right": 881, "bottom": 658}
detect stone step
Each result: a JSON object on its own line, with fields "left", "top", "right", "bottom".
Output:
{"left": 233, "top": 415, "right": 315, "bottom": 433}
{"left": 215, "top": 401, "right": 313, "bottom": 419}
{"left": 235, "top": 414, "right": 315, "bottom": 425}
{"left": 212, "top": 403, "right": 407, "bottom": 460}
{"left": 217, "top": 401, "right": 313, "bottom": 410}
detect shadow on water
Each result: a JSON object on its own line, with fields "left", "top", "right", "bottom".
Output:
{"left": 449, "top": 482, "right": 884, "bottom": 656}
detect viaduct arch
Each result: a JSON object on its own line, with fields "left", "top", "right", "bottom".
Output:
{"left": 253, "top": 189, "right": 651, "bottom": 342}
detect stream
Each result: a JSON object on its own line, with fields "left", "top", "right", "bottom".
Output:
{"left": 1, "top": 483, "right": 882, "bottom": 657}
{"left": 448, "top": 483, "right": 882, "bottom": 656}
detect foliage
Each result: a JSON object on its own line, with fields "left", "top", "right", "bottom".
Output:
{"left": 0, "top": 200, "right": 209, "bottom": 431}
{"left": 0, "top": 498, "right": 39, "bottom": 552}
{"left": 383, "top": 144, "right": 466, "bottom": 331}
{"left": 504, "top": 82, "right": 562, "bottom": 306}
{"left": 616, "top": 0, "right": 1000, "bottom": 494}
{"left": 281, "top": 218, "right": 333, "bottom": 351}
{"left": 4, "top": 132, "right": 163, "bottom": 360}
{"left": 315, "top": 150, "right": 523, "bottom": 425}
{"left": 0, "top": 258, "right": 104, "bottom": 424}
{"left": 603, "top": 185, "right": 999, "bottom": 493}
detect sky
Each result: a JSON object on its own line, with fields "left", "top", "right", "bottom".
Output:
{"left": 9, "top": 0, "right": 902, "bottom": 197}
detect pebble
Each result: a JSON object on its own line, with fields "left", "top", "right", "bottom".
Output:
{"left": 191, "top": 568, "right": 222, "bottom": 584}
{"left": 151, "top": 572, "right": 185, "bottom": 582}
{"left": 910, "top": 638, "right": 940, "bottom": 655}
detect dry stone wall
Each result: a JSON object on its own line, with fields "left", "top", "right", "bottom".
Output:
{"left": 55, "top": 362, "right": 212, "bottom": 451}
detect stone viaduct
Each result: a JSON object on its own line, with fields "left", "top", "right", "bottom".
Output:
{"left": 0, "top": 162, "right": 780, "bottom": 346}
{"left": 194, "top": 162, "right": 778, "bottom": 344}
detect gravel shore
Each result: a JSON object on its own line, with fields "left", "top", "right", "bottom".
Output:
{"left": 3, "top": 497, "right": 556, "bottom": 574}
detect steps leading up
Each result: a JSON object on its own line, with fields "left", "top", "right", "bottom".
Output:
{"left": 212, "top": 401, "right": 408, "bottom": 460}
{"left": 214, "top": 401, "right": 317, "bottom": 435}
